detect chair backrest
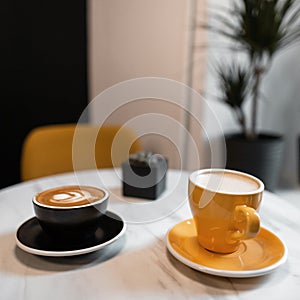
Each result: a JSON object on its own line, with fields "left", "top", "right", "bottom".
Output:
{"left": 21, "top": 123, "right": 142, "bottom": 181}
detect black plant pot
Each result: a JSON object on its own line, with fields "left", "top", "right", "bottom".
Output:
{"left": 225, "top": 133, "right": 285, "bottom": 191}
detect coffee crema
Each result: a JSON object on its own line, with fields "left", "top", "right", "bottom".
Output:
{"left": 35, "top": 186, "right": 105, "bottom": 207}
{"left": 194, "top": 171, "right": 260, "bottom": 194}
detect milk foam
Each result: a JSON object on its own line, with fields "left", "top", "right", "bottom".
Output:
{"left": 36, "top": 186, "right": 105, "bottom": 207}
{"left": 194, "top": 171, "right": 260, "bottom": 193}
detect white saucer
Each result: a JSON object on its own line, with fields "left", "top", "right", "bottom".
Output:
{"left": 166, "top": 218, "right": 288, "bottom": 278}
{"left": 16, "top": 211, "right": 126, "bottom": 257}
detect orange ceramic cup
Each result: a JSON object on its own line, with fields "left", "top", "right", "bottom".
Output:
{"left": 188, "top": 169, "right": 264, "bottom": 253}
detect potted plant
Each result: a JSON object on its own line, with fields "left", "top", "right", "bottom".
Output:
{"left": 203, "top": 0, "right": 300, "bottom": 190}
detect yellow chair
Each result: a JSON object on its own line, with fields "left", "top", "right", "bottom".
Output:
{"left": 21, "top": 123, "right": 142, "bottom": 181}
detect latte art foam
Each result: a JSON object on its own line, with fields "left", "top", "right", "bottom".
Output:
{"left": 35, "top": 186, "right": 105, "bottom": 207}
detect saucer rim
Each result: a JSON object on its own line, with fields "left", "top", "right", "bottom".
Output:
{"left": 166, "top": 221, "right": 288, "bottom": 278}
{"left": 15, "top": 211, "right": 126, "bottom": 257}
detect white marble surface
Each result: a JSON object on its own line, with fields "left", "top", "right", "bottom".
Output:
{"left": 0, "top": 169, "right": 300, "bottom": 300}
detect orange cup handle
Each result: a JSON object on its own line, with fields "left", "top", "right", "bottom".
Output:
{"left": 230, "top": 205, "right": 260, "bottom": 241}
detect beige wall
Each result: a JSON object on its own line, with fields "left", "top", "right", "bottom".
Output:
{"left": 87, "top": 0, "right": 206, "bottom": 169}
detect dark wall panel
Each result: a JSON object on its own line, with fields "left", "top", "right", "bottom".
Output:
{"left": 0, "top": 0, "right": 88, "bottom": 188}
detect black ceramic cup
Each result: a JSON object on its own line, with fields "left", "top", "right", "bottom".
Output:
{"left": 32, "top": 185, "right": 109, "bottom": 242}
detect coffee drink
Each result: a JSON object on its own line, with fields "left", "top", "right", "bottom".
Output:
{"left": 33, "top": 185, "right": 109, "bottom": 240}
{"left": 193, "top": 170, "right": 260, "bottom": 194}
{"left": 189, "top": 169, "right": 264, "bottom": 253}
{"left": 35, "top": 185, "right": 105, "bottom": 207}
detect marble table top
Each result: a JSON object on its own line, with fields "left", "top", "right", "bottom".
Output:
{"left": 0, "top": 168, "right": 299, "bottom": 300}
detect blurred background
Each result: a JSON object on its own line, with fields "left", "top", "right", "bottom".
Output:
{"left": 1, "top": 0, "right": 299, "bottom": 189}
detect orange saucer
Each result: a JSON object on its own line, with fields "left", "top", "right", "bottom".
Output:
{"left": 166, "top": 218, "right": 287, "bottom": 278}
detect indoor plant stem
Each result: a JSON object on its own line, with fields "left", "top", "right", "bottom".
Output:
{"left": 236, "top": 107, "right": 247, "bottom": 138}
{"left": 250, "top": 66, "right": 264, "bottom": 140}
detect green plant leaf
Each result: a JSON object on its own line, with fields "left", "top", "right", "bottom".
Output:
{"left": 217, "top": 64, "right": 250, "bottom": 109}
{"left": 204, "top": 0, "right": 300, "bottom": 61}
{"left": 283, "top": 7, "right": 300, "bottom": 29}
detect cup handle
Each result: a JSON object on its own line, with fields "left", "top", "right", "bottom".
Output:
{"left": 230, "top": 205, "right": 260, "bottom": 241}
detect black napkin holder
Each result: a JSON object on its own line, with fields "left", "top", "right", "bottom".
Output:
{"left": 122, "top": 152, "right": 168, "bottom": 200}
